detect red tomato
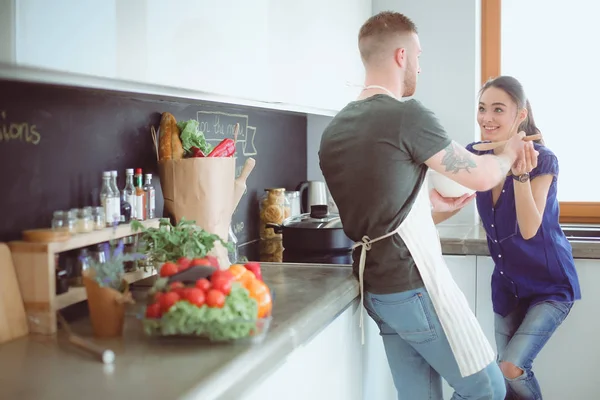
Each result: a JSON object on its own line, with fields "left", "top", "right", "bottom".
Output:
{"left": 177, "top": 257, "right": 192, "bottom": 271}
{"left": 211, "top": 276, "right": 232, "bottom": 295}
{"left": 145, "top": 302, "right": 161, "bottom": 319}
{"left": 168, "top": 281, "right": 186, "bottom": 296}
{"left": 206, "top": 289, "right": 226, "bottom": 308}
{"left": 205, "top": 255, "right": 219, "bottom": 267}
{"left": 159, "top": 291, "right": 180, "bottom": 313}
{"left": 153, "top": 291, "right": 164, "bottom": 303}
{"left": 190, "top": 258, "right": 213, "bottom": 267}
{"left": 183, "top": 287, "right": 206, "bottom": 307}
{"left": 160, "top": 262, "right": 179, "bottom": 277}
{"left": 195, "top": 278, "right": 211, "bottom": 292}
{"left": 211, "top": 269, "right": 234, "bottom": 282}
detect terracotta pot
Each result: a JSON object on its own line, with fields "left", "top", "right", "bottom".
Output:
{"left": 83, "top": 272, "right": 132, "bottom": 338}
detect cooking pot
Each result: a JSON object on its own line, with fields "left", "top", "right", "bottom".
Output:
{"left": 266, "top": 205, "right": 354, "bottom": 253}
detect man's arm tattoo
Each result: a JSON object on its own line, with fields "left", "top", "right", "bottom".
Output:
{"left": 440, "top": 142, "right": 477, "bottom": 174}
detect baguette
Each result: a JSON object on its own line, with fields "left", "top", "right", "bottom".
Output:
{"left": 159, "top": 112, "right": 184, "bottom": 161}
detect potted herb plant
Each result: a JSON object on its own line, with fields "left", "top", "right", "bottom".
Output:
{"left": 83, "top": 240, "right": 144, "bottom": 338}
{"left": 132, "top": 218, "right": 231, "bottom": 268}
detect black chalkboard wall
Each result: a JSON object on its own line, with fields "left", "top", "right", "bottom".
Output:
{"left": 0, "top": 80, "right": 307, "bottom": 259}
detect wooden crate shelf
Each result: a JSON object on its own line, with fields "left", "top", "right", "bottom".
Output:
{"left": 8, "top": 219, "right": 160, "bottom": 335}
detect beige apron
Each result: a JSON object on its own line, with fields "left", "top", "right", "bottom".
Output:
{"left": 353, "top": 176, "right": 495, "bottom": 378}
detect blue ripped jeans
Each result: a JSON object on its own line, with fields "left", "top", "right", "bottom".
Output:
{"left": 364, "top": 287, "right": 506, "bottom": 399}
{"left": 494, "top": 300, "right": 573, "bottom": 400}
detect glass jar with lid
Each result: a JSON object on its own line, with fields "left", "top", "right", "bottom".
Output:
{"left": 77, "top": 207, "right": 94, "bottom": 233}
{"left": 51, "top": 211, "right": 67, "bottom": 230}
{"left": 65, "top": 210, "right": 78, "bottom": 234}
{"left": 92, "top": 207, "right": 105, "bottom": 230}
{"left": 259, "top": 188, "right": 290, "bottom": 239}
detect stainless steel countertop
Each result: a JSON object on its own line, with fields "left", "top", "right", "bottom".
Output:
{"left": 437, "top": 224, "right": 600, "bottom": 259}
{"left": 0, "top": 263, "right": 359, "bottom": 400}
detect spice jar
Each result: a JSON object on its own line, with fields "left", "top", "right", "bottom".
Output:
{"left": 259, "top": 188, "right": 290, "bottom": 239}
{"left": 92, "top": 207, "right": 105, "bottom": 230}
{"left": 51, "top": 211, "right": 67, "bottom": 230}
{"left": 77, "top": 208, "right": 94, "bottom": 233}
{"left": 65, "top": 210, "right": 78, "bottom": 234}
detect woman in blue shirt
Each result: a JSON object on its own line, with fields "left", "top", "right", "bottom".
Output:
{"left": 466, "top": 76, "right": 581, "bottom": 400}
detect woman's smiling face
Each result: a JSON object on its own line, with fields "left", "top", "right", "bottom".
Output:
{"left": 477, "top": 86, "right": 523, "bottom": 142}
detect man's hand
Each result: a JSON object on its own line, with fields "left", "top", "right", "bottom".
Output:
{"left": 430, "top": 189, "right": 475, "bottom": 213}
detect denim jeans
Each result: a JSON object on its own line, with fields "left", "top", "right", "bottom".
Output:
{"left": 494, "top": 300, "right": 573, "bottom": 400}
{"left": 364, "top": 287, "right": 506, "bottom": 400}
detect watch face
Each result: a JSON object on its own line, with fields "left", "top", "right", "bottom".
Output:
{"left": 518, "top": 173, "right": 530, "bottom": 183}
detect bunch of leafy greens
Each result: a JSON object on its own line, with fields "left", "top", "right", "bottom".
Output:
{"left": 88, "top": 240, "right": 146, "bottom": 291}
{"left": 177, "top": 119, "right": 212, "bottom": 156}
{"left": 143, "top": 283, "right": 260, "bottom": 341}
{"left": 131, "top": 218, "right": 231, "bottom": 263}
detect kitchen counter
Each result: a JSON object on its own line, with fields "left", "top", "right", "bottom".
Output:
{"left": 0, "top": 263, "right": 359, "bottom": 400}
{"left": 438, "top": 224, "right": 600, "bottom": 259}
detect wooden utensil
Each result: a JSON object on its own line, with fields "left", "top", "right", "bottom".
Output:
{"left": 22, "top": 228, "right": 71, "bottom": 243}
{"left": 232, "top": 157, "right": 256, "bottom": 211}
{"left": 56, "top": 311, "right": 115, "bottom": 364}
{"left": 0, "top": 243, "right": 29, "bottom": 344}
{"left": 471, "top": 133, "right": 542, "bottom": 151}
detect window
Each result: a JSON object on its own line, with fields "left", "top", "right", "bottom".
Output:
{"left": 481, "top": 0, "right": 600, "bottom": 223}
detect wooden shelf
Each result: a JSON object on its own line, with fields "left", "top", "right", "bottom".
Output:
{"left": 7, "top": 218, "right": 161, "bottom": 335}
{"left": 9, "top": 218, "right": 160, "bottom": 254}
{"left": 55, "top": 269, "right": 156, "bottom": 309}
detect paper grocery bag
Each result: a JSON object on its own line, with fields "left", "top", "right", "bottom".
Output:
{"left": 159, "top": 157, "right": 235, "bottom": 269}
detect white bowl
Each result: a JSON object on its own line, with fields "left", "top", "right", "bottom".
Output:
{"left": 428, "top": 169, "right": 475, "bottom": 198}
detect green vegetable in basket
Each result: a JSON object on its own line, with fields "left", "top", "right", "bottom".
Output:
{"left": 144, "top": 284, "right": 260, "bottom": 341}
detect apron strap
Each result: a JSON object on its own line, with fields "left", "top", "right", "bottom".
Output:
{"left": 352, "top": 228, "right": 402, "bottom": 345}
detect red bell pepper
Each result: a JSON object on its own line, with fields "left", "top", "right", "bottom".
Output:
{"left": 207, "top": 138, "right": 236, "bottom": 157}
{"left": 191, "top": 146, "right": 205, "bottom": 157}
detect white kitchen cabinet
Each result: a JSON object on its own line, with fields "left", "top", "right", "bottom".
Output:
{"left": 7, "top": 0, "right": 370, "bottom": 112}
{"left": 15, "top": 0, "right": 118, "bottom": 79}
{"left": 267, "top": 0, "right": 370, "bottom": 111}
{"left": 145, "top": 0, "right": 272, "bottom": 102}
{"left": 475, "top": 256, "right": 600, "bottom": 400}
{"left": 241, "top": 303, "right": 363, "bottom": 400}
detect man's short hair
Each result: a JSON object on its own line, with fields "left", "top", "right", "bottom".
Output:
{"left": 358, "top": 11, "right": 417, "bottom": 63}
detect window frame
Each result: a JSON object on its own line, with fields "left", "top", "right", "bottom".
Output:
{"left": 481, "top": 0, "right": 599, "bottom": 223}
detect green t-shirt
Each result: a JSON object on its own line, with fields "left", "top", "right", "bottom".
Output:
{"left": 319, "top": 95, "right": 452, "bottom": 294}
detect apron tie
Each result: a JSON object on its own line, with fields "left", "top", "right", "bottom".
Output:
{"left": 352, "top": 232, "right": 397, "bottom": 345}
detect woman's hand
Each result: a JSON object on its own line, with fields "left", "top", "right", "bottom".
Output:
{"left": 430, "top": 189, "right": 475, "bottom": 213}
{"left": 511, "top": 141, "right": 539, "bottom": 176}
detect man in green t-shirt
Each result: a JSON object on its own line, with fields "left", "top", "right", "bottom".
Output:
{"left": 319, "top": 11, "right": 526, "bottom": 400}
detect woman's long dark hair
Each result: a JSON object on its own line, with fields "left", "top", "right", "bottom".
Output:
{"left": 480, "top": 76, "right": 544, "bottom": 145}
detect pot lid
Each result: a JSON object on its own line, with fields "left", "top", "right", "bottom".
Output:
{"left": 282, "top": 205, "right": 343, "bottom": 229}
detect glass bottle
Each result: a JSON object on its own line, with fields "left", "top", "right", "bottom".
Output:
{"left": 143, "top": 174, "right": 156, "bottom": 219}
{"left": 135, "top": 168, "right": 146, "bottom": 220}
{"left": 110, "top": 170, "right": 122, "bottom": 223}
{"left": 123, "top": 168, "right": 136, "bottom": 220}
{"left": 100, "top": 171, "right": 117, "bottom": 227}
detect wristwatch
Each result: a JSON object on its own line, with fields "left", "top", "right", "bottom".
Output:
{"left": 513, "top": 172, "right": 530, "bottom": 183}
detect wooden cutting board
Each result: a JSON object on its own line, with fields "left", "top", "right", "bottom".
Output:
{"left": 0, "top": 243, "right": 29, "bottom": 344}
